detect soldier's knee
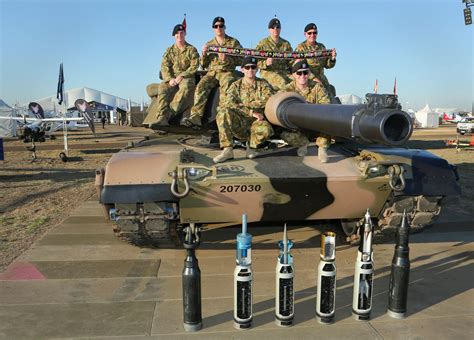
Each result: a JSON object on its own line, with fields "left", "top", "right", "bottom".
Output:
{"left": 146, "top": 83, "right": 160, "bottom": 97}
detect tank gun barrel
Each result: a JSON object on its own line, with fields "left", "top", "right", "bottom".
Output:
{"left": 265, "top": 92, "right": 413, "bottom": 146}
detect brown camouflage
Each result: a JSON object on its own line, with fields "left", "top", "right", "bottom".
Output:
{"left": 280, "top": 80, "right": 331, "bottom": 147}
{"left": 216, "top": 78, "right": 275, "bottom": 148}
{"left": 145, "top": 42, "right": 199, "bottom": 123}
{"left": 295, "top": 41, "right": 336, "bottom": 92}
{"left": 189, "top": 35, "right": 242, "bottom": 121}
{"left": 255, "top": 36, "right": 293, "bottom": 90}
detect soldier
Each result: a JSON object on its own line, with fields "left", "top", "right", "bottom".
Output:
{"left": 255, "top": 18, "right": 292, "bottom": 90}
{"left": 213, "top": 56, "right": 274, "bottom": 163}
{"left": 182, "top": 17, "right": 242, "bottom": 129}
{"left": 281, "top": 60, "right": 331, "bottom": 162}
{"left": 295, "top": 23, "right": 337, "bottom": 98}
{"left": 145, "top": 23, "right": 199, "bottom": 127}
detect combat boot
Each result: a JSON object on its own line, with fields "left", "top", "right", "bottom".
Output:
{"left": 152, "top": 116, "right": 169, "bottom": 127}
{"left": 213, "top": 147, "right": 234, "bottom": 163}
{"left": 246, "top": 147, "right": 257, "bottom": 159}
{"left": 318, "top": 146, "right": 328, "bottom": 163}
{"left": 297, "top": 144, "right": 308, "bottom": 157}
{"left": 181, "top": 116, "right": 202, "bottom": 130}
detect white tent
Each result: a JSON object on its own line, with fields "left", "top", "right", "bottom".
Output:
{"left": 414, "top": 104, "right": 439, "bottom": 128}
{"left": 22, "top": 87, "right": 137, "bottom": 112}
{"left": 338, "top": 94, "right": 364, "bottom": 105}
{"left": 0, "top": 99, "right": 17, "bottom": 138}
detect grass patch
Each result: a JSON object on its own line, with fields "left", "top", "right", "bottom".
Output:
{"left": 25, "top": 217, "right": 49, "bottom": 234}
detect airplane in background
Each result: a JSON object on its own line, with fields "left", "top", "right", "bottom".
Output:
{"left": 0, "top": 101, "right": 95, "bottom": 161}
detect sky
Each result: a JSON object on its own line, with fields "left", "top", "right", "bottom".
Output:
{"left": 0, "top": 0, "right": 472, "bottom": 111}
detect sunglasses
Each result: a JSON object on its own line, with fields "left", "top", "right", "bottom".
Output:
{"left": 306, "top": 31, "right": 318, "bottom": 35}
{"left": 296, "top": 70, "right": 309, "bottom": 76}
{"left": 270, "top": 26, "right": 281, "bottom": 29}
{"left": 243, "top": 65, "right": 257, "bottom": 70}
{"left": 213, "top": 24, "right": 225, "bottom": 29}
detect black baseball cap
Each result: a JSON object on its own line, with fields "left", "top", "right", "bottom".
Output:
{"left": 241, "top": 56, "right": 257, "bottom": 67}
{"left": 304, "top": 23, "right": 318, "bottom": 32}
{"left": 172, "top": 24, "right": 185, "bottom": 36}
{"left": 268, "top": 18, "right": 281, "bottom": 28}
{"left": 212, "top": 16, "right": 225, "bottom": 26}
{"left": 291, "top": 60, "right": 310, "bottom": 73}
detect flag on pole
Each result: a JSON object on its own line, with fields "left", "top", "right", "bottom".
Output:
{"left": 57, "top": 63, "right": 64, "bottom": 105}
{"left": 182, "top": 13, "right": 187, "bottom": 31}
{"left": 374, "top": 79, "right": 378, "bottom": 94}
{"left": 393, "top": 77, "right": 397, "bottom": 95}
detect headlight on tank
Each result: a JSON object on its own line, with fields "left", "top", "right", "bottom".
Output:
{"left": 367, "top": 165, "right": 388, "bottom": 178}
{"left": 187, "top": 167, "right": 211, "bottom": 180}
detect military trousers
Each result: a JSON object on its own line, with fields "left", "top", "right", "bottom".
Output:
{"left": 155, "top": 78, "right": 195, "bottom": 121}
{"left": 216, "top": 107, "right": 274, "bottom": 149}
{"left": 190, "top": 71, "right": 239, "bottom": 120}
{"left": 260, "top": 70, "right": 292, "bottom": 91}
{"left": 281, "top": 130, "right": 331, "bottom": 148}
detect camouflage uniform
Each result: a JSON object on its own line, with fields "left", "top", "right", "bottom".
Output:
{"left": 216, "top": 78, "right": 274, "bottom": 148}
{"left": 295, "top": 41, "right": 336, "bottom": 96}
{"left": 280, "top": 79, "right": 331, "bottom": 147}
{"left": 146, "top": 42, "right": 199, "bottom": 124}
{"left": 188, "top": 35, "right": 242, "bottom": 125}
{"left": 255, "top": 36, "right": 292, "bottom": 90}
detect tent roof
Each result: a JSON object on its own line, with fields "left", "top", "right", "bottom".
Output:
{"left": 21, "top": 87, "right": 138, "bottom": 112}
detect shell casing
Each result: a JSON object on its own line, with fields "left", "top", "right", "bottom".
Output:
{"left": 182, "top": 249, "right": 202, "bottom": 332}
{"left": 234, "top": 265, "right": 253, "bottom": 329}
{"left": 352, "top": 251, "right": 374, "bottom": 321}
{"left": 316, "top": 259, "right": 337, "bottom": 324}
{"left": 275, "top": 263, "right": 294, "bottom": 327}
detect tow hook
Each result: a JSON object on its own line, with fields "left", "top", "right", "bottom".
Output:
{"left": 388, "top": 164, "right": 406, "bottom": 191}
{"left": 170, "top": 169, "right": 190, "bottom": 198}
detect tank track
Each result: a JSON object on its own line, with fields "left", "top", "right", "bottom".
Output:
{"left": 344, "top": 195, "right": 442, "bottom": 244}
{"left": 112, "top": 203, "right": 182, "bottom": 248}
{"left": 378, "top": 194, "right": 442, "bottom": 233}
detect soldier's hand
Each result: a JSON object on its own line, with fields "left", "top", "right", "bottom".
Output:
{"left": 169, "top": 78, "right": 177, "bottom": 86}
{"left": 331, "top": 48, "right": 337, "bottom": 61}
{"left": 202, "top": 44, "right": 208, "bottom": 55}
{"left": 175, "top": 75, "right": 184, "bottom": 84}
{"left": 266, "top": 58, "right": 273, "bottom": 66}
{"left": 252, "top": 112, "right": 264, "bottom": 121}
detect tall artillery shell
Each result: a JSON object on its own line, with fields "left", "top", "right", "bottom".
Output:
{"left": 387, "top": 210, "right": 411, "bottom": 319}
{"left": 316, "top": 231, "right": 337, "bottom": 324}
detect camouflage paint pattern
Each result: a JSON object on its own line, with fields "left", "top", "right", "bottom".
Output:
{"left": 217, "top": 77, "right": 275, "bottom": 148}
{"left": 255, "top": 36, "right": 293, "bottom": 90}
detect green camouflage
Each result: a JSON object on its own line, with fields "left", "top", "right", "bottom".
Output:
{"left": 161, "top": 43, "right": 200, "bottom": 81}
{"left": 146, "top": 43, "right": 199, "bottom": 123}
{"left": 216, "top": 78, "right": 275, "bottom": 148}
{"left": 189, "top": 35, "right": 242, "bottom": 121}
{"left": 255, "top": 36, "right": 293, "bottom": 90}
{"left": 295, "top": 41, "right": 336, "bottom": 92}
{"left": 280, "top": 80, "right": 331, "bottom": 147}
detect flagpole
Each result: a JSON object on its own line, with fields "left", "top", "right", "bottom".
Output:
{"left": 60, "top": 63, "right": 69, "bottom": 157}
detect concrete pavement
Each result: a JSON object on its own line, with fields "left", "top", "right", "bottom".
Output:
{"left": 0, "top": 200, "right": 473, "bottom": 339}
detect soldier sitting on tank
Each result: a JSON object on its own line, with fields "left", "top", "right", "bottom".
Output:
{"left": 145, "top": 23, "right": 199, "bottom": 128}
{"left": 255, "top": 18, "right": 292, "bottom": 91}
{"left": 181, "top": 16, "right": 243, "bottom": 130}
{"left": 280, "top": 59, "right": 331, "bottom": 162}
{"left": 295, "top": 23, "right": 337, "bottom": 99}
{"left": 213, "top": 56, "right": 275, "bottom": 163}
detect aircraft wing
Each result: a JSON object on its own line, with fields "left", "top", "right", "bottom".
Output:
{"left": 0, "top": 116, "right": 84, "bottom": 122}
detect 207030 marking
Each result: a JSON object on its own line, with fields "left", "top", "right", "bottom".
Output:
{"left": 219, "top": 184, "right": 261, "bottom": 193}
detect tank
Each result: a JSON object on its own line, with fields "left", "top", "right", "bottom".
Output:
{"left": 94, "top": 92, "right": 461, "bottom": 246}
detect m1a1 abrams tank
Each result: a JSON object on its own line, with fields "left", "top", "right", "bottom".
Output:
{"left": 95, "top": 92, "right": 461, "bottom": 246}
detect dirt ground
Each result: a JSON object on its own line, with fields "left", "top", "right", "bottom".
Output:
{"left": 0, "top": 123, "right": 473, "bottom": 272}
